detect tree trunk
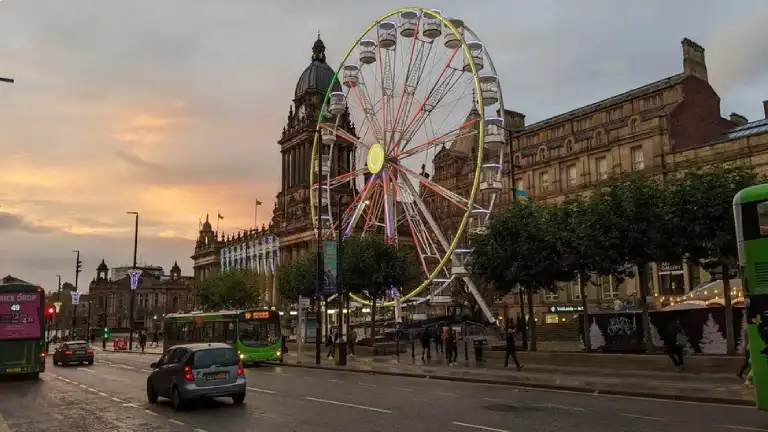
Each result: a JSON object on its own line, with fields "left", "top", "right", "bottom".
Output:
{"left": 637, "top": 265, "right": 654, "bottom": 353}
{"left": 526, "top": 289, "right": 537, "bottom": 351}
{"left": 579, "top": 272, "right": 590, "bottom": 352}
{"left": 518, "top": 287, "right": 528, "bottom": 350}
{"left": 723, "top": 263, "right": 736, "bottom": 355}
{"left": 370, "top": 297, "right": 377, "bottom": 353}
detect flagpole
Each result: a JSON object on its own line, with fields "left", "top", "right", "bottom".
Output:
{"left": 216, "top": 210, "right": 220, "bottom": 234}
{"left": 254, "top": 200, "right": 258, "bottom": 231}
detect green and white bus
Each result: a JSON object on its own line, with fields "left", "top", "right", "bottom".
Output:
{"left": 0, "top": 282, "right": 46, "bottom": 378}
{"left": 163, "top": 309, "right": 284, "bottom": 364}
{"left": 734, "top": 183, "right": 768, "bottom": 410}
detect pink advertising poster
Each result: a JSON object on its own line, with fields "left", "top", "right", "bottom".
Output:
{"left": 0, "top": 292, "right": 41, "bottom": 340}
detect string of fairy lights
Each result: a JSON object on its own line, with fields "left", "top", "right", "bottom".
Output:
{"left": 655, "top": 285, "right": 744, "bottom": 307}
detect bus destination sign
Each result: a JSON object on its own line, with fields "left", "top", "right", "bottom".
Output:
{"left": 243, "top": 311, "right": 270, "bottom": 320}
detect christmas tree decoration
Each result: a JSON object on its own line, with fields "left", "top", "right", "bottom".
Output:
{"left": 589, "top": 318, "right": 606, "bottom": 350}
{"left": 648, "top": 322, "right": 665, "bottom": 349}
{"left": 737, "top": 312, "right": 747, "bottom": 354}
{"left": 699, "top": 313, "right": 727, "bottom": 354}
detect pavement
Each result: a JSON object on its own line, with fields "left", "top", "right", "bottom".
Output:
{"left": 2, "top": 349, "right": 768, "bottom": 431}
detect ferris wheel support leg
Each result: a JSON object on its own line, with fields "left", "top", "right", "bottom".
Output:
{"left": 461, "top": 276, "right": 497, "bottom": 326}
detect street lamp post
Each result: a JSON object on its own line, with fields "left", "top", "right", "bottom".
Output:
{"left": 336, "top": 195, "right": 347, "bottom": 366}
{"left": 502, "top": 126, "right": 528, "bottom": 350}
{"left": 127, "top": 211, "right": 139, "bottom": 351}
{"left": 71, "top": 251, "right": 82, "bottom": 338}
{"left": 55, "top": 275, "right": 61, "bottom": 339}
{"left": 314, "top": 130, "right": 323, "bottom": 366}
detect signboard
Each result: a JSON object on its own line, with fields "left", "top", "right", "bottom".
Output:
{"left": 127, "top": 270, "right": 142, "bottom": 291}
{"left": 549, "top": 305, "right": 584, "bottom": 313}
{"left": 243, "top": 311, "right": 271, "bottom": 320}
{"left": 70, "top": 291, "right": 81, "bottom": 305}
{"left": 0, "top": 292, "right": 41, "bottom": 340}
{"left": 299, "top": 297, "right": 310, "bottom": 308}
{"left": 322, "top": 240, "right": 337, "bottom": 294}
{"left": 53, "top": 301, "right": 62, "bottom": 313}
{"left": 430, "top": 295, "right": 452, "bottom": 304}
{"left": 659, "top": 262, "right": 684, "bottom": 274}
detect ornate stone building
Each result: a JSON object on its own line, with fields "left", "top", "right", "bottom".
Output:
{"left": 219, "top": 226, "right": 280, "bottom": 304}
{"left": 88, "top": 259, "right": 194, "bottom": 330}
{"left": 191, "top": 214, "right": 221, "bottom": 282}
{"left": 272, "top": 35, "right": 356, "bottom": 267}
{"left": 429, "top": 37, "right": 768, "bottom": 324}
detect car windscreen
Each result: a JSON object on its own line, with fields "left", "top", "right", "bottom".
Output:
{"left": 192, "top": 348, "right": 238, "bottom": 368}
{"left": 68, "top": 343, "right": 88, "bottom": 349}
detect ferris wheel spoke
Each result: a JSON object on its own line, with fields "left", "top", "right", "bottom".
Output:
{"left": 351, "top": 82, "right": 384, "bottom": 143}
{"left": 389, "top": 162, "right": 473, "bottom": 211}
{"left": 342, "top": 173, "right": 378, "bottom": 237}
{"left": 318, "top": 122, "right": 371, "bottom": 151}
{"left": 398, "top": 177, "right": 459, "bottom": 264}
{"left": 388, "top": 178, "right": 432, "bottom": 276}
{"left": 392, "top": 117, "right": 479, "bottom": 161}
{"left": 390, "top": 31, "right": 430, "bottom": 150}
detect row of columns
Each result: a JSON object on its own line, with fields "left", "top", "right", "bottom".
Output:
{"left": 282, "top": 143, "right": 356, "bottom": 191}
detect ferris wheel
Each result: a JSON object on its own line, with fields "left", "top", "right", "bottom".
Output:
{"left": 309, "top": 7, "right": 507, "bottom": 324}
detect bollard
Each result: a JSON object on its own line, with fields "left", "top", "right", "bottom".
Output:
{"left": 396, "top": 334, "right": 400, "bottom": 362}
{"left": 411, "top": 340, "right": 416, "bottom": 361}
{"left": 464, "top": 339, "right": 469, "bottom": 361}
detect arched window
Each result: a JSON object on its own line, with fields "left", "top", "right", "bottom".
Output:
{"left": 538, "top": 147, "right": 547, "bottom": 161}
{"left": 630, "top": 118, "right": 640, "bottom": 133}
{"left": 565, "top": 138, "right": 574, "bottom": 153}
{"left": 595, "top": 130, "right": 605, "bottom": 146}
{"left": 513, "top": 154, "right": 521, "bottom": 166}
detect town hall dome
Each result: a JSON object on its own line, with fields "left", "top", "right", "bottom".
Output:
{"left": 294, "top": 35, "right": 342, "bottom": 100}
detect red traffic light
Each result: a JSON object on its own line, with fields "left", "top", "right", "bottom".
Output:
{"left": 46, "top": 306, "right": 55, "bottom": 315}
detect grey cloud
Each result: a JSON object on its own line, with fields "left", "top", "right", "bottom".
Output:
{"left": 0, "top": 212, "right": 53, "bottom": 233}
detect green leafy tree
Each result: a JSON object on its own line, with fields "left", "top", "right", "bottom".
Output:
{"left": 341, "top": 234, "right": 419, "bottom": 350}
{"left": 664, "top": 165, "right": 763, "bottom": 353}
{"left": 470, "top": 201, "right": 571, "bottom": 350}
{"left": 558, "top": 197, "right": 635, "bottom": 351}
{"left": 195, "top": 269, "right": 265, "bottom": 311}
{"left": 277, "top": 253, "right": 317, "bottom": 304}
{"left": 591, "top": 172, "right": 679, "bottom": 352}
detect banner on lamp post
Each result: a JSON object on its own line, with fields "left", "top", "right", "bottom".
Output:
{"left": 127, "top": 270, "right": 142, "bottom": 291}
{"left": 53, "top": 301, "right": 62, "bottom": 313}
{"left": 70, "top": 291, "right": 81, "bottom": 306}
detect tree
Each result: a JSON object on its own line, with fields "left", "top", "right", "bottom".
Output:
{"left": 664, "top": 165, "right": 763, "bottom": 354}
{"left": 699, "top": 313, "right": 727, "bottom": 354}
{"left": 340, "top": 234, "right": 419, "bottom": 350}
{"left": 277, "top": 253, "right": 317, "bottom": 304}
{"left": 590, "top": 172, "right": 677, "bottom": 353}
{"left": 556, "top": 198, "right": 633, "bottom": 351}
{"left": 470, "top": 201, "right": 572, "bottom": 350}
{"left": 195, "top": 269, "right": 265, "bottom": 311}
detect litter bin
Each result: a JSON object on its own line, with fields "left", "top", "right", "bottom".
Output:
{"left": 335, "top": 336, "right": 347, "bottom": 366}
{"left": 473, "top": 338, "right": 487, "bottom": 362}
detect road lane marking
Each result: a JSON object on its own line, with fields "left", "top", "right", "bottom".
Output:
{"left": 357, "top": 382, "right": 376, "bottom": 387}
{"left": 97, "top": 392, "right": 108, "bottom": 397}
{"left": 194, "top": 429, "right": 208, "bottom": 432}
{"left": 247, "top": 387, "right": 276, "bottom": 394}
{"left": 111, "top": 397, "right": 123, "bottom": 403}
{"left": 452, "top": 422, "right": 509, "bottom": 432}
{"left": 620, "top": 414, "right": 664, "bottom": 421}
{"left": 122, "top": 403, "right": 138, "bottom": 408}
{"left": 394, "top": 387, "right": 413, "bottom": 392}
{"left": 79, "top": 384, "right": 88, "bottom": 389}
{"left": 535, "top": 403, "right": 586, "bottom": 411}
{"left": 169, "top": 419, "right": 185, "bottom": 426}
{"left": 144, "top": 410, "right": 158, "bottom": 416}
{"left": 433, "top": 391, "right": 456, "bottom": 396}
{"left": 76, "top": 368, "right": 94, "bottom": 373}
{"left": 720, "top": 426, "right": 768, "bottom": 431}
{"left": 328, "top": 379, "right": 341, "bottom": 382}
{"left": 305, "top": 397, "right": 391, "bottom": 413}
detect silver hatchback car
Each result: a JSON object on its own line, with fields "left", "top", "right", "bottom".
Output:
{"left": 146, "top": 343, "right": 246, "bottom": 409}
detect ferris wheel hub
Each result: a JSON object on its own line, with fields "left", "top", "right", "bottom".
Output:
{"left": 366, "top": 143, "right": 385, "bottom": 174}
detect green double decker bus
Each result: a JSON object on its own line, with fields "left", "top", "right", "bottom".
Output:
{"left": 0, "top": 282, "right": 46, "bottom": 378}
{"left": 163, "top": 309, "right": 284, "bottom": 364}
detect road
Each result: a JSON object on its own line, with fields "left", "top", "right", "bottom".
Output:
{"left": 1, "top": 351, "right": 767, "bottom": 432}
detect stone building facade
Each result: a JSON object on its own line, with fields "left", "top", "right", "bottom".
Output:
{"left": 191, "top": 214, "right": 221, "bottom": 282}
{"left": 271, "top": 35, "right": 356, "bottom": 271}
{"left": 88, "top": 259, "right": 194, "bottom": 330}
{"left": 429, "top": 37, "right": 768, "bottom": 325}
{"left": 219, "top": 227, "right": 280, "bottom": 304}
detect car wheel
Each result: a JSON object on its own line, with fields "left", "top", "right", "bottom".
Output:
{"left": 80, "top": 361, "right": 85, "bottom": 365}
{"left": 171, "top": 386, "right": 185, "bottom": 410}
{"left": 87, "top": 360, "right": 94, "bottom": 365}
{"left": 146, "top": 380, "right": 158, "bottom": 403}
{"left": 231, "top": 393, "right": 245, "bottom": 405}
{"left": 27, "top": 373, "right": 40, "bottom": 380}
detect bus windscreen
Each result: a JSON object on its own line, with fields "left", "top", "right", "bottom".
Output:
{"left": 237, "top": 318, "right": 279, "bottom": 348}
{"left": 0, "top": 292, "right": 41, "bottom": 340}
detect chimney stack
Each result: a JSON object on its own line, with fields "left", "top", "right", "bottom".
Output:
{"left": 763, "top": 100, "right": 768, "bottom": 120}
{"left": 682, "top": 38, "right": 708, "bottom": 82}
{"left": 730, "top": 113, "right": 748, "bottom": 126}
{"left": 501, "top": 109, "right": 526, "bottom": 132}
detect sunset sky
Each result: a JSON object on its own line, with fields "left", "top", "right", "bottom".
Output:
{"left": 1, "top": 0, "right": 766, "bottom": 291}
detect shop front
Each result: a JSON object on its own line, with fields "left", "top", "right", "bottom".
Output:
{"left": 544, "top": 305, "right": 584, "bottom": 324}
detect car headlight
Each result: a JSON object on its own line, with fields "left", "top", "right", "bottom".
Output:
{"left": 239, "top": 353, "right": 245, "bottom": 359}
{"left": 276, "top": 350, "right": 281, "bottom": 356}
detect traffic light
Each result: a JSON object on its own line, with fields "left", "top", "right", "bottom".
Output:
{"left": 103, "top": 327, "right": 110, "bottom": 339}
{"left": 76, "top": 259, "right": 82, "bottom": 276}
{"left": 46, "top": 305, "right": 55, "bottom": 316}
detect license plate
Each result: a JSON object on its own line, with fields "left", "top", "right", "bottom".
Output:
{"left": 76, "top": 350, "right": 85, "bottom": 354}
{"left": 205, "top": 372, "right": 227, "bottom": 381}
{"left": 6, "top": 367, "right": 23, "bottom": 373}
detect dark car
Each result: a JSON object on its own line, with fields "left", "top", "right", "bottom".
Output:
{"left": 146, "top": 343, "right": 246, "bottom": 410}
{"left": 52, "top": 341, "right": 94, "bottom": 366}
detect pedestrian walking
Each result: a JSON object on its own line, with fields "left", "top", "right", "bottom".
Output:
{"left": 504, "top": 327, "right": 522, "bottom": 370}
{"left": 738, "top": 323, "right": 751, "bottom": 380}
{"left": 326, "top": 331, "right": 335, "bottom": 359}
{"left": 435, "top": 326, "right": 443, "bottom": 354}
{"left": 348, "top": 328, "right": 357, "bottom": 357}
{"left": 451, "top": 329, "right": 459, "bottom": 364}
{"left": 139, "top": 330, "right": 147, "bottom": 353}
{"left": 421, "top": 327, "right": 432, "bottom": 361}
{"left": 664, "top": 320, "right": 684, "bottom": 371}
{"left": 151, "top": 331, "right": 159, "bottom": 348}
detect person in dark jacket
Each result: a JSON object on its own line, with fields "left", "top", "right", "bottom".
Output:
{"left": 445, "top": 328, "right": 455, "bottom": 366}
{"left": 421, "top": 327, "right": 432, "bottom": 361}
{"left": 504, "top": 327, "right": 522, "bottom": 370}
{"left": 664, "top": 320, "right": 684, "bottom": 370}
